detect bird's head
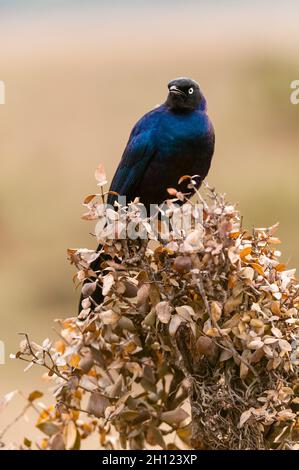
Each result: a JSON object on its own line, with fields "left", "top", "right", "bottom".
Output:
{"left": 166, "top": 77, "right": 206, "bottom": 112}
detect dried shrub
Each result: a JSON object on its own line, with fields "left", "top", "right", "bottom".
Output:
{"left": 3, "top": 167, "right": 299, "bottom": 450}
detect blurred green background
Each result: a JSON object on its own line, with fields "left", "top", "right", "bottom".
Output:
{"left": 0, "top": 0, "right": 299, "bottom": 446}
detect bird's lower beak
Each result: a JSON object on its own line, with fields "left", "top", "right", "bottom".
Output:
{"left": 169, "top": 86, "right": 185, "bottom": 97}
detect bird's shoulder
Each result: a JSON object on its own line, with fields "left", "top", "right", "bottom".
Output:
{"left": 129, "top": 104, "right": 166, "bottom": 138}
{"left": 152, "top": 107, "right": 213, "bottom": 145}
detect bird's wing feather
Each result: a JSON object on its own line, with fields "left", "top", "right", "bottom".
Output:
{"left": 107, "top": 128, "right": 156, "bottom": 205}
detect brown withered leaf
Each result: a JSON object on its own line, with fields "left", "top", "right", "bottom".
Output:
{"left": 219, "top": 349, "right": 233, "bottom": 362}
{"left": 106, "top": 375, "right": 123, "bottom": 398}
{"left": 196, "top": 336, "right": 216, "bottom": 359}
{"left": 250, "top": 263, "right": 265, "bottom": 276}
{"left": 240, "top": 266, "right": 255, "bottom": 282}
{"left": 169, "top": 314, "right": 185, "bottom": 337}
{"left": 210, "top": 301, "right": 222, "bottom": 322}
{"left": 63, "top": 420, "right": 78, "bottom": 450}
{"left": 224, "top": 294, "right": 243, "bottom": 315}
{"left": 239, "top": 247, "right": 251, "bottom": 259}
{"left": 227, "top": 246, "right": 239, "bottom": 264}
{"left": 78, "top": 353, "right": 94, "bottom": 373}
{"left": 94, "top": 163, "right": 107, "bottom": 186}
{"left": 120, "top": 281, "right": 138, "bottom": 298}
{"left": 143, "top": 308, "right": 156, "bottom": 326}
{"left": 23, "top": 437, "right": 32, "bottom": 448}
{"left": 102, "top": 273, "right": 115, "bottom": 296}
{"left": 167, "top": 187, "right": 178, "bottom": 196}
{"left": 69, "top": 353, "right": 81, "bottom": 368}
{"left": 176, "top": 423, "right": 192, "bottom": 446}
{"left": 118, "top": 316, "right": 136, "bottom": 332}
{"left": 146, "top": 426, "right": 166, "bottom": 449}
{"left": 178, "top": 175, "right": 191, "bottom": 184}
{"left": 0, "top": 390, "right": 18, "bottom": 413}
{"left": 36, "top": 422, "right": 60, "bottom": 437}
{"left": 149, "top": 283, "right": 160, "bottom": 306}
{"left": 50, "top": 432, "right": 65, "bottom": 450}
{"left": 161, "top": 407, "right": 189, "bottom": 426}
{"left": 240, "top": 350, "right": 251, "bottom": 379}
{"left": 87, "top": 392, "right": 109, "bottom": 418}
{"left": 175, "top": 305, "right": 194, "bottom": 322}
{"left": 173, "top": 255, "right": 192, "bottom": 273}
{"left": 156, "top": 301, "right": 172, "bottom": 324}
{"left": 250, "top": 348, "right": 265, "bottom": 364}
{"left": 137, "top": 283, "right": 150, "bottom": 306}
{"left": 239, "top": 409, "right": 253, "bottom": 428}
{"left": 99, "top": 309, "right": 120, "bottom": 325}
{"left": 83, "top": 194, "right": 98, "bottom": 205}
{"left": 81, "top": 281, "right": 97, "bottom": 298}
{"left": 28, "top": 390, "right": 43, "bottom": 402}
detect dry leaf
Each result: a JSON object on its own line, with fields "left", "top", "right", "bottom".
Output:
{"left": 28, "top": 390, "right": 43, "bottom": 402}
{"left": 161, "top": 407, "right": 189, "bottom": 426}
{"left": 99, "top": 309, "right": 120, "bottom": 325}
{"left": 239, "top": 409, "right": 253, "bottom": 428}
{"left": 137, "top": 284, "right": 150, "bottom": 306}
{"left": 169, "top": 314, "right": 185, "bottom": 336}
{"left": 175, "top": 305, "right": 195, "bottom": 322}
{"left": 176, "top": 423, "right": 192, "bottom": 446}
{"left": 224, "top": 294, "right": 243, "bottom": 314}
{"left": 63, "top": 420, "right": 77, "bottom": 450}
{"left": 94, "top": 163, "right": 107, "bottom": 186}
{"left": 248, "top": 339, "right": 264, "bottom": 350}
{"left": 87, "top": 392, "right": 109, "bottom": 418}
{"left": 173, "top": 256, "right": 192, "bottom": 273}
{"left": 102, "top": 273, "right": 115, "bottom": 296}
{"left": 156, "top": 301, "right": 172, "bottom": 324}
{"left": 250, "top": 263, "right": 265, "bottom": 276}
{"left": 37, "top": 422, "right": 60, "bottom": 437}
{"left": 240, "top": 247, "right": 251, "bottom": 259}
{"left": 146, "top": 426, "right": 166, "bottom": 449}
{"left": 210, "top": 301, "right": 222, "bottom": 322}
{"left": 69, "top": 354, "right": 81, "bottom": 368}
{"left": 0, "top": 390, "right": 18, "bottom": 413}
{"left": 167, "top": 188, "right": 178, "bottom": 196}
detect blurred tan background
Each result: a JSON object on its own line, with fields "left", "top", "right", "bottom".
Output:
{"left": 1, "top": 0, "right": 299, "bottom": 446}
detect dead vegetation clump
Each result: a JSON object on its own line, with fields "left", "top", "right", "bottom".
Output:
{"left": 5, "top": 166, "right": 299, "bottom": 450}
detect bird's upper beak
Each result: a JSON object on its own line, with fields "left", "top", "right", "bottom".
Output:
{"left": 169, "top": 85, "right": 185, "bottom": 97}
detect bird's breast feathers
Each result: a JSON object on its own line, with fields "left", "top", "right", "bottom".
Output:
{"left": 149, "top": 107, "right": 212, "bottom": 152}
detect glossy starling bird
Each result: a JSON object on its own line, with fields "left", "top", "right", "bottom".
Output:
{"left": 79, "top": 77, "right": 215, "bottom": 311}
{"left": 107, "top": 77, "right": 215, "bottom": 209}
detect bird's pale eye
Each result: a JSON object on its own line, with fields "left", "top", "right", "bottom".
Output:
{"left": 188, "top": 87, "right": 194, "bottom": 95}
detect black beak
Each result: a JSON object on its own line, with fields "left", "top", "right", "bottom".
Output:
{"left": 169, "top": 85, "right": 185, "bottom": 97}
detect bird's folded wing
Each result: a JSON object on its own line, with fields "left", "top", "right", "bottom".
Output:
{"left": 107, "top": 129, "right": 156, "bottom": 206}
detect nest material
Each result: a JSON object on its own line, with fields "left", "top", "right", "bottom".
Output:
{"left": 14, "top": 173, "right": 299, "bottom": 450}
